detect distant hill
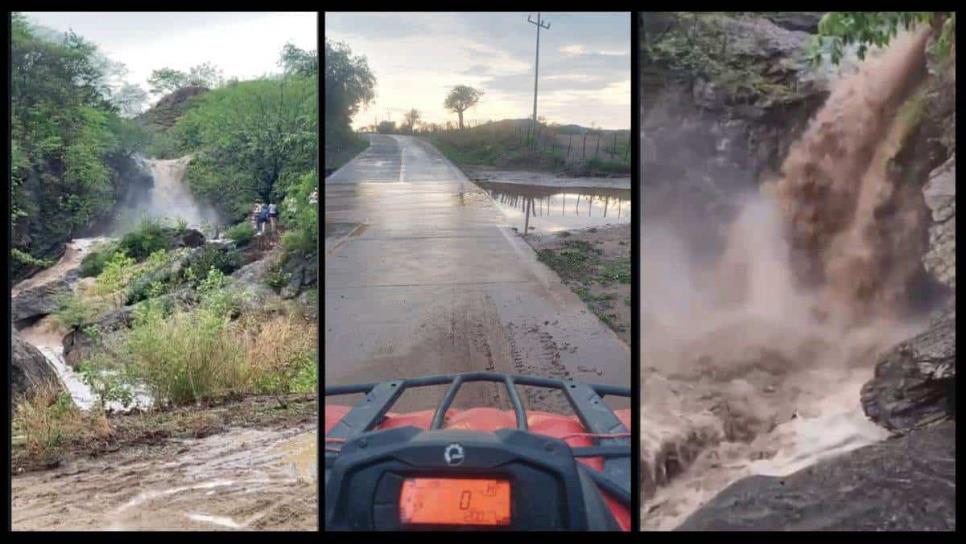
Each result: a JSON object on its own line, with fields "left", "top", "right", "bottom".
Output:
{"left": 138, "top": 86, "right": 209, "bottom": 130}
{"left": 472, "top": 119, "right": 629, "bottom": 136}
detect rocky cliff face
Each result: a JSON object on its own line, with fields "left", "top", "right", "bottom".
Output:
{"left": 11, "top": 328, "right": 61, "bottom": 400}
{"left": 641, "top": 13, "right": 829, "bottom": 258}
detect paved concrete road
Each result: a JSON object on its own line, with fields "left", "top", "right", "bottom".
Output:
{"left": 325, "top": 135, "right": 629, "bottom": 412}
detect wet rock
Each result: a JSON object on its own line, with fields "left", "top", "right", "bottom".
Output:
{"left": 11, "top": 327, "right": 62, "bottom": 400}
{"left": 280, "top": 252, "right": 318, "bottom": 299}
{"left": 642, "top": 13, "right": 828, "bottom": 255}
{"left": 63, "top": 306, "right": 136, "bottom": 368}
{"left": 922, "top": 156, "right": 955, "bottom": 289}
{"left": 762, "top": 12, "right": 824, "bottom": 34}
{"left": 12, "top": 277, "right": 74, "bottom": 324}
{"left": 861, "top": 302, "right": 956, "bottom": 432}
{"left": 172, "top": 228, "right": 205, "bottom": 249}
{"left": 677, "top": 420, "right": 956, "bottom": 531}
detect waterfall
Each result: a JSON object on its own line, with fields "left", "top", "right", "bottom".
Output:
{"left": 123, "top": 154, "right": 220, "bottom": 231}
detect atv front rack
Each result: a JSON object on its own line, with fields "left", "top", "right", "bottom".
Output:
{"left": 325, "top": 372, "right": 631, "bottom": 505}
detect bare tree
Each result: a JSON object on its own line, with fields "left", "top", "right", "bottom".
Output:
{"left": 403, "top": 108, "right": 421, "bottom": 134}
{"left": 444, "top": 85, "right": 483, "bottom": 130}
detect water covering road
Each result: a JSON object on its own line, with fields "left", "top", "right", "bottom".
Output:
{"left": 325, "top": 135, "right": 629, "bottom": 412}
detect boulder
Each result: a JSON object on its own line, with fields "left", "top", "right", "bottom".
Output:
{"left": 762, "top": 12, "right": 824, "bottom": 34}
{"left": 677, "top": 420, "right": 956, "bottom": 531}
{"left": 922, "top": 156, "right": 955, "bottom": 289}
{"left": 63, "top": 306, "right": 136, "bottom": 368}
{"left": 12, "top": 277, "right": 74, "bottom": 324}
{"left": 11, "top": 327, "right": 62, "bottom": 400}
{"left": 172, "top": 228, "right": 206, "bottom": 249}
{"left": 861, "top": 302, "right": 956, "bottom": 431}
{"left": 280, "top": 252, "right": 318, "bottom": 299}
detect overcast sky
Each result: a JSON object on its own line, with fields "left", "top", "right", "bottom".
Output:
{"left": 325, "top": 12, "right": 630, "bottom": 130}
{"left": 22, "top": 12, "right": 318, "bottom": 102}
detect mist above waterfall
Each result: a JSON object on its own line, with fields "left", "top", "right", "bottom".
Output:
{"left": 110, "top": 155, "right": 222, "bottom": 234}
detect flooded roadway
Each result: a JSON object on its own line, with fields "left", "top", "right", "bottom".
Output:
{"left": 325, "top": 135, "right": 629, "bottom": 412}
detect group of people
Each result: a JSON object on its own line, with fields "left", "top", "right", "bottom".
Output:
{"left": 253, "top": 200, "right": 279, "bottom": 237}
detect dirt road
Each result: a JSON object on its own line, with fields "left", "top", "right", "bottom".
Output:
{"left": 325, "top": 135, "right": 629, "bottom": 412}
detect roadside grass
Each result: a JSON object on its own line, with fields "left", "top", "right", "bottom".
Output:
{"left": 536, "top": 240, "right": 600, "bottom": 281}
{"left": 325, "top": 133, "right": 369, "bottom": 174}
{"left": 423, "top": 120, "right": 630, "bottom": 175}
{"left": 535, "top": 236, "right": 630, "bottom": 336}
{"left": 427, "top": 123, "right": 568, "bottom": 173}
{"left": 13, "top": 382, "right": 112, "bottom": 466}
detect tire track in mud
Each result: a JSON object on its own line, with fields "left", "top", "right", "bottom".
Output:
{"left": 506, "top": 320, "right": 572, "bottom": 414}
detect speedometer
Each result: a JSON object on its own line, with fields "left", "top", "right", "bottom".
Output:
{"left": 399, "top": 478, "right": 511, "bottom": 527}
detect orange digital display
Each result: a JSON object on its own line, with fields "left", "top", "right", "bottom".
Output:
{"left": 399, "top": 478, "right": 511, "bottom": 526}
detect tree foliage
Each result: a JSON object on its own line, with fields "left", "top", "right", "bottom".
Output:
{"left": 279, "top": 42, "right": 318, "bottom": 77}
{"left": 809, "top": 12, "right": 955, "bottom": 65}
{"left": 325, "top": 39, "right": 375, "bottom": 150}
{"left": 10, "top": 13, "right": 148, "bottom": 279}
{"left": 148, "top": 62, "right": 224, "bottom": 95}
{"left": 171, "top": 75, "right": 317, "bottom": 222}
{"left": 444, "top": 85, "right": 483, "bottom": 130}
{"left": 403, "top": 108, "right": 421, "bottom": 133}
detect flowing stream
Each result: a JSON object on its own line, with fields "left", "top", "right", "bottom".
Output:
{"left": 641, "top": 29, "right": 937, "bottom": 530}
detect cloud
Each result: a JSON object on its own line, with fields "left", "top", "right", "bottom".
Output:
{"left": 328, "top": 13, "right": 630, "bottom": 130}
{"left": 559, "top": 44, "right": 587, "bottom": 55}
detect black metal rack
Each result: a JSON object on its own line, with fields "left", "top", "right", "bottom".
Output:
{"left": 326, "top": 372, "right": 631, "bottom": 505}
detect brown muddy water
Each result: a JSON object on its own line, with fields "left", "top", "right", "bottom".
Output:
{"left": 641, "top": 29, "right": 940, "bottom": 530}
{"left": 475, "top": 180, "right": 631, "bottom": 234}
{"left": 12, "top": 424, "right": 318, "bottom": 531}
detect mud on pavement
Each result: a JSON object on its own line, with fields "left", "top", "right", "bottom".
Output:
{"left": 324, "top": 135, "right": 630, "bottom": 415}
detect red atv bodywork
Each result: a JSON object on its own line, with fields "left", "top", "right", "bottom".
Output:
{"left": 326, "top": 405, "right": 631, "bottom": 531}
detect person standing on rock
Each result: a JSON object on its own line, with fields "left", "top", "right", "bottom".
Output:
{"left": 252, "top": 200, "right": 264, "bottom": 234}
{"left": 268, "top": 202, "right": 279, "bottom": 238}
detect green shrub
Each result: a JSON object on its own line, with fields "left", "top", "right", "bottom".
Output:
{"left": 93, "top": 251, "right": 138, "bottom": 308}
{"left": 80, "top": 242, "right": 121, "bottom": 278}
{"left": 120, "top": 218, "right": 174, "bottom": 261}
{"left": 11, "top": 248, "right": 54, "bottom": 270}
{"left": 225, "top": 221, "right": 255, "bottom": 246}
{"left": 184, "top": 245, "right": 240, "bottom": 283}
{"left": 281, "top": 171, "right": 318, "bottom": 255}
{"left": 53, "top": 293, "right": 103, "bottom": 330}
{"left": 125, "top": 249, "right": 180, "bottom": 304}
{"left": 77, "top": 351, "right": 138, "bottom": 410}
{"left": 264, "top": 260, "right": 291, "bottom": 291}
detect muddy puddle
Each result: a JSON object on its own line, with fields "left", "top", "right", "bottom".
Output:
{"left": 11, "top": 423, "right": 318, "bottom": 531}
{"left": 475, "top": 180, "right": 631, "bottom": 234}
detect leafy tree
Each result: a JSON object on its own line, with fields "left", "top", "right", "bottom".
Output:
{"left": 809, "top": 12, "right": 955, "bottom": 65}
{"left": 172, "top": 75, "right": 317, "bottom": 220}
{"left": 444, "top": 85, "right": 483, "bottom": 130}
{"left": 325, "top": 39, "right": 376, "bottom": 149}
{"left": 10, "top": 13, "right": 146, "bottom": 280}
{"left": 403, "top": 108, "right": 420, "bottom": 133}
{"left": 186, "top": 62, "right": 224, "bottom": 88}
{"left": 147, "top": 62, "right": 223, "bottom": 95}
{"left": 279, "top": 42, "right": 318, "bottom": 77}
{"left": 148, "top": 67, "right": 189, "bottom": 95}
{"left": 111, "top": 82, "right": 149, "bottom": 117}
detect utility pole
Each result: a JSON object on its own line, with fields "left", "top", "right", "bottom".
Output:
{"left": 527, "top": 12, "right": 550, "bottom": 151}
